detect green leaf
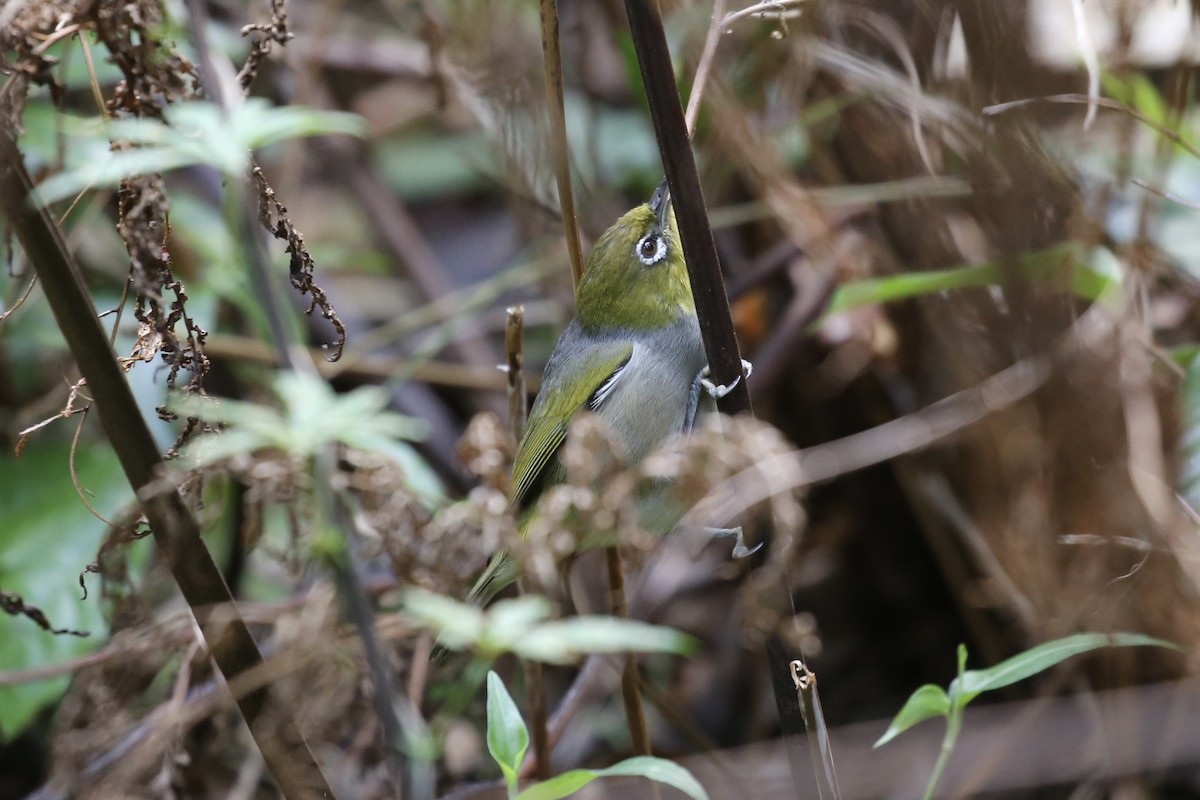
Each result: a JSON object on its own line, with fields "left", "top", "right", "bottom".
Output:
{"left": 486, "top": 671, "right": 530, "bottom": 793}
{"left": 33, "top": 99, "right": 364, "bottom": 205}
{"left": 168, "top": 373, "right": 443, "bottom": 501}
{"left": 819, "top": 243, "right": 1124, "bottom": 325}
{"left": 515, "top": 756, "right": 710, "bottom": 800}
{"left": 515, "top": 616, "right": 698, "bottom": 665}
{"left": 401, "top": 588, "right": 485, "bottom": 651}
{"left": 953, "top": 633, "right": 1178, "bottom": 705}
{"left": 0, "top": 442, "right": 134, "bottom": 737}
{"left": 514, "top": 771, "right": 594, "bottom": 800}
{"left": 1101, "top": 71, "right": 1168, "bottom": 126}
{"left": 874, "top": 684, "right": 951, "bottom": 748}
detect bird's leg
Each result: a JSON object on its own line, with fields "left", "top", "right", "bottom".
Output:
{"left": 697, "top": 359, "right": 754, "bottom": 400}
{"left": 685, "top": 370, "right": 704, "bottom": 432}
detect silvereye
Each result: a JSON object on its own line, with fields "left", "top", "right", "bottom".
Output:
{"left": 468, "top": 181, "right": 745, "bottom": 606}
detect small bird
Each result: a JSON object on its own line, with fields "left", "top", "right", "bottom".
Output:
{"left": 467, "top": 180, "right": 746, "bottom": 607}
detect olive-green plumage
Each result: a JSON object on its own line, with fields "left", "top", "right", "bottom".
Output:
{"left": 468, "top": 183, "right": 706, "bottom": 606}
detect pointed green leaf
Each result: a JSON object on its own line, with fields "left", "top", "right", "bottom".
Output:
{"left": 513, "top": 770, "right": 595, "bottom": 800}
{"left": 486, "top": 671, "right": 529, "bottom": 793}
{"left": 874, "top": 684, "right": 951, "bottom": 748}
{"left": 595, "top": 757, "right": 709, "bottom": 800}
{"left": 953, "top": 633, "right": 1178, "bottom": 705}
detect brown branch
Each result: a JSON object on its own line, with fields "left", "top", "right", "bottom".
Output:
{"left": 606, "top": 546, "right": 653, "bottom": 757}
{"left": 538, "top": 0, "right": 585, "bottom": 286}
{"left": 505, "top": 305, "right": 551, "bottom": 781}
{"left": 0, "top": 140, "right": 335, "bottom": 798}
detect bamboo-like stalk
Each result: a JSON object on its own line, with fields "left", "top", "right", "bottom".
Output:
{"left": 621, "top": 0, "right": 751, "bottom": 415}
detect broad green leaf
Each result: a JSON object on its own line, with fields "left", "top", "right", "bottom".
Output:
{"left": 0, "top": 441, "right": 133, "bottom": 737}
{"left": 874, "top": 684, "right": 951, "bottom": 748}
{"left": 486, "top": 671, "right": 529, "bottom": 793}
{"left": 515, "top": 756, "right": 710, "bottom": 800}
{"left": 953, "top": 633, "right": 1178, "bottom": 705}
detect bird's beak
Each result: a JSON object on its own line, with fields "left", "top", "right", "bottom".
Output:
{"left": 650, "top": 177, "right": 672, "bottom": 231}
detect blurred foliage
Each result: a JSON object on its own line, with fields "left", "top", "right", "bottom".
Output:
{"left": 0, "top": 440, "right": 132, "bottom": 737}
{"left": 172, "top": 371, "right": 444, "bottom": 505}
{"left": 404, "top": 589, "right": 696, "bottom": 664}
{"left": 3, "top": 0, "right": 1200, "bottom": 795}
{"left": 486, "top": 670, "right": 709, "bottom": 800}
{"left": 34, "top": 99, "right": 363, "bottom": 204}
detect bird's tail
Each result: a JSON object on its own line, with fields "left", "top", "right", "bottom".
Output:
{"left": 430, "top": 550, "right": 520, "bottom": 663}
{"left": 465, "top": 549, "right": 519, "bottom": 608}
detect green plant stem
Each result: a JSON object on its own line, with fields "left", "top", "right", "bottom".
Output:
{"left": 923, "top": 706, "right": 962, "bottom": 800}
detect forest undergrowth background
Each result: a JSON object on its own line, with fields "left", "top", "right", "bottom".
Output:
{"left": 2, "top": 0, "right": 1200, "bottom": 798}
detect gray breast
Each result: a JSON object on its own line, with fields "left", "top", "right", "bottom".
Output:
{"left": 598, "top": 317, "right": 706, "bottom": 464}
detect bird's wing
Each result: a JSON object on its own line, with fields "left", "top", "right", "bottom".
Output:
{"left": 510, "top": 341, "right": 634, "bottom": 508}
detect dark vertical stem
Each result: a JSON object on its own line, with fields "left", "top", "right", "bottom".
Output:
{"left": 621, "top": 1, "right": 818, "bottom": 793}
{"left": 538, "top": 0, "right": 585, "bottom": 287}
{"left": 505, "top": 307, "right": 528, "bottom": 445}
{"left": 621, "top": 0, "right": 750, "bottom": 414}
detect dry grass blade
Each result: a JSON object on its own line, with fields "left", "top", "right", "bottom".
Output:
{"left": 792, "top": 659, "right": 842, "bottom": 800}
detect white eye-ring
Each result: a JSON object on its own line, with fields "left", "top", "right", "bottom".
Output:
{"left": 635, "top": 233, "right": 667, "bottom": 266}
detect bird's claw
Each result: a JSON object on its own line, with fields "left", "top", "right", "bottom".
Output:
{"left": 705, "top": 525, "right": 764, "bottom": 558}
{"left": 699, "top": 359, "right": 753, "bottom": 400}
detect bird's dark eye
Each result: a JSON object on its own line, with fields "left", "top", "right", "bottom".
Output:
{"left": 635, "top": 233, "right": 667, "bottom": 266}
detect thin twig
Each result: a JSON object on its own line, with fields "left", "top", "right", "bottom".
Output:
{"left": 538, "top": 0, "right": 585, "bottom": 286}
{"left": 1068, "top": 0, "right": 1100, "bottom": 130}
{"left": 505, "top": 307, "right": 529, "bottom": 445}
{"left": 505, "top": 305, "right": 551, "bottom": 780}
{"left": 684, "top": 0, "right": 727, "bottom": 138}
{"left": 606, "top": 546, "right": 653, "bottom": 756}
{"left": 983, "top": 94, "right": 1200, "bottom": 162}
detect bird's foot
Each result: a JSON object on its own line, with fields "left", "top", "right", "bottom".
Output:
{"left": 698, "top": 359, "right": 753, "bottom": 400}
{"left": 705, "top": 525, "right": 764, "bottom": 558}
